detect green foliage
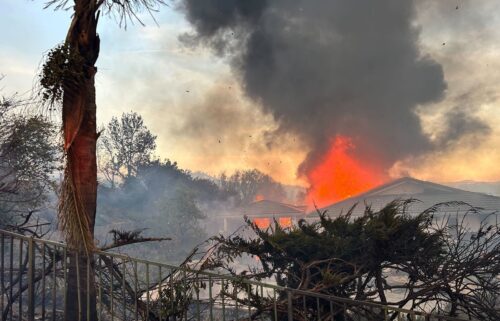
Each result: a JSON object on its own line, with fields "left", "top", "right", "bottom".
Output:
{"left": 156, "top": 278, "right": 196, "bottom": 319}
{"left": 209, "top": 201, "right": 500, "bottom": 320}
{"left": 214, "top": 200, "right": 443, "bottom": 296}
{"left": 0, "top": 111, "right": 59, "bottom": 223}
{"left": 96, "top": 159, "right": 218, "bottom": 262}
{"left": 157, "top": 186, "right": 206, "bottom": 236}
{"left": 4, "top": 116, "right": 59, "bottom": 180}
{"left": 39, "top": 43, "right": 85, "bottom": 106}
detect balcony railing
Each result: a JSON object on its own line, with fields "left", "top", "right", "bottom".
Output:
{"left": 0, "top": 229, "right": 468, "bottom": 321}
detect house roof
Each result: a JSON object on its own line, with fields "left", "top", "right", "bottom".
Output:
{"left": 236, "top": 200, "right": 306, "bottom": 217}
{"left": 318, "top": 177, "right": 500, "bottom": 217}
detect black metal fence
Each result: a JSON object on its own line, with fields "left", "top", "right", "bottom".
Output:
{"left": 0, "top": 229, "right": 468, "bottom": 321}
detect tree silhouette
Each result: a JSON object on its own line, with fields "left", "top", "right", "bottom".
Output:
{"left": 99, "top": 111, "right": 157, "bottom": 188}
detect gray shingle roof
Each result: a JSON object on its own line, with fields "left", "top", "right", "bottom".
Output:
{"left": 237, "top": 200, "right": 306, "bottom": 218}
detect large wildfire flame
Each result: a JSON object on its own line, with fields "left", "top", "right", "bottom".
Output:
{"left": 306, "top": 136, "right": 386, "bottom": 208}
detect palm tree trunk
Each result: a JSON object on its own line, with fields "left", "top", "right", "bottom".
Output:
{"left": 66, "top": 254, "right": 98, "bottom": 321}
{"left": 60, "top": 1, "right": 100, "bottom": 320}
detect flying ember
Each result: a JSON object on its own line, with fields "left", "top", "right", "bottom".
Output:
{"left": 306, "top": 136, "right": 386, "bottom": 208}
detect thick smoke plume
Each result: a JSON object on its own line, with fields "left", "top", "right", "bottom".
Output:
{"left": 179, "top": 0, "right": 449, "bottom": 175}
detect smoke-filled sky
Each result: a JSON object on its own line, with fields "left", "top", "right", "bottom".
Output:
{"left": 1, "top": 0, "right": 500, "bottom": 186}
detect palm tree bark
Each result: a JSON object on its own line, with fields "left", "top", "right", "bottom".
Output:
{"left": 60, "top": 1, "right": 100, "bottom": 320}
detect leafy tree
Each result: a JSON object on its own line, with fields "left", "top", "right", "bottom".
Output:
{"left": 38, "top": 1, "right": 167, "bottom": 319}
{"left": 147, "top": 185, "right": 207, "bottom": 259}
{"left": 206, "top": 201, "right": 500, "bottom": 320}
{"left": 99, "top": 111, "right": 157, "bottom": 187}
{"left": 157, "top": 186, "right": 206, "bottom": 237}
{"left": 219, "top": 169, "right": 286, "bottom": 205}
{"left": 96, "top": 160, "right": 218, "bottom": 262}
{"left": 0, "top": 90, "right": 58, "bottom": 226}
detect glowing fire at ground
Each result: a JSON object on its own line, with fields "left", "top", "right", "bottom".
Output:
{"left": 253, "top": 218, "right": 270, "bottom": 229}
{"left": 253, "top": 217, "right": 292, "bottom": 229}
{"left": 254, "top": 194, "right": 265, "bottom": 201}
{"left": 306, "top": 136, "right": 386, "bottom": 208}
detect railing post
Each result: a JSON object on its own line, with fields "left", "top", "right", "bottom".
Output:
{"left": 287, "top": 290, "right": 293, "bottom": 321}
{"left": 27, "top": 237, "right": 35, "bottom": 321}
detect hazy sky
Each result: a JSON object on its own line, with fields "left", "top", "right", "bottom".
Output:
{"left": 1, "top": 0, "right": 499, "bottom": 186}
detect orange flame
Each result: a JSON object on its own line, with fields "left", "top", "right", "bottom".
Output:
{"left": 254, "top": 194, "right": 265, "bottom": 201}
{"left": 253, "top": 218, "right": 270, "bottom": 229}
{"left": 278, "top": 217, "right": 292, "bottom": 228}
{"left": 306, "top": 136, "right": 386, "bottom": 208}
{"left": 253, "top": 217, "right": 293, "bottom": 229}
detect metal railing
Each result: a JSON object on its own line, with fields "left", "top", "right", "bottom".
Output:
{"left": 0, "top": 229, "right": 468, "bottom": 321}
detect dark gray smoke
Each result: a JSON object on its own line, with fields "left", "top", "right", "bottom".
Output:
{"left": 179, "top": 0, "right": 449, "bottom": 175}
{"left": 440, "top": 106, "right": 491, "bottom": 145}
